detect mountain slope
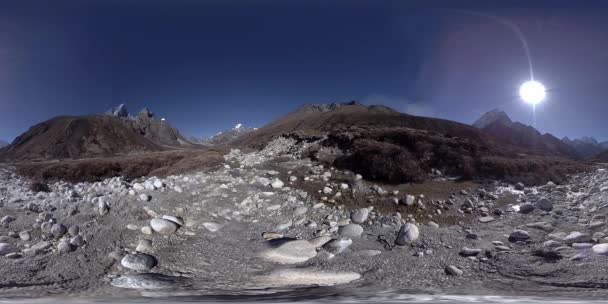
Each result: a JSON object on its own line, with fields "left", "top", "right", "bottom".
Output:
{"left": 0, "top": 115, "right": 165, "bottom": 161}
{"left": 0, "top": 140, "right": 8, "bottom": 148}
{"left": 473, "top": 110, "right": 580, "bottom": 159}
{"left": 562, "top": 136, "right": 607, "bottom": 159}
{"left": 193, "top": 124, "right": 256, "bottom": 146}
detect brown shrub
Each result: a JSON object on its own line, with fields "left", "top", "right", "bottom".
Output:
{"left": 336, "top": 139, "right": 425, "bottom": 184}
{"left": 16, "top": 149, "right": 226, "bottom": 183}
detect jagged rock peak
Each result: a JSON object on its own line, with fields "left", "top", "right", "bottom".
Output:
{"left": 106, "top": 104, "right": 129, "bottom": 118}
{"left": 296, "top": 100, "right": 365, "bottom": 113}
{"left": 473, "top": 109, "right": 513, "bottom": 129}
{"left": 138, "top": 108, "right": 155, "bottom": 119}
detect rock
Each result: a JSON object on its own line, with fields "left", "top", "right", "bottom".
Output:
{"left": 401, "top": 195, "right": 415, "bottom": 206}
{"left": 201, "top": 222, "right": 223, "bottom": 232}
{"left": 289, "top": 176, "right": 298, "bottom": 182}
{"left": 24, "top": 241, "right": 52, "bottom": 256}
{"left": 275, "top": 220, "right": 293, "bottom": 231}
{"left": 339, "top": 224, "right": 363, "bottom": 238}
{"left": 427, "top": 221, "right": 439, "bottom": 228}
{"left": 395, "top": 223, "right": 419, "bottom": 246}
{"left": 1, "top": 215, "right": 15, "bottom": 225}
{"left": 536, "top": 197, "right": 553, "bottom": 211}
{"left": 322, "top": 238, "right": 353, "bottom": 254}
{"left": 162, "top": 215, "right": 184, "bottom": 226}
{"left": 99, "top": 200, "right": 109, "bottom": 215}
{"left": 564, "top": 232, "right": 592, "bottom": 245}
{"left": 514, "top": 182, "right": 525, "bottom": 190}
{"left": 121, "top": 253, "right": 157, "bottom": 271}
{"left": 572, "top": 243, "right": 594, "bottom": 249}
{"left": 460, "top": 247, "right": 482, "bottom": 256}
{"left": 308, "top": 235, "right": 332, "bottom": 248}
{"left": 259, "top": 239, "right": 317, "bottom": 264}
{"left": 256, "top": 268, "right": 361, "bottom": 286}
{"left": 141, "top": 226, "right": 153, "bottom": 235}
{"left": 133, "top": 183, "right": 145, "bottom": 191}
{"left": 174, "top": 186, "right": 183, "bottom": 193}
{"left": 57, "top": 241, "right": 72, "bottom": 254}
{"left": 508, "top": 229, "right": 530, "bottom": 242}
{"left": 548, "top": 231, "right": 567, "bottom": 241}
{"left": 0, "top": 243, "right": 18, "bottom": 255}
{"left": 150, "top": 218, "right": 178, "bottom": 235}
{"left": 139, "top": 194, "right": 151, "bottom": 202}
{"left": 136, "top": 239, "right": 154, "bottom": 253}
{"left": 108, "top": 250, "right": 127, "bottom": 261}
{"left": 262, "top": 232, "right": 284, "bottom": 240}
{"left": 445, "top": 265, "right": 463, "bottom": 276}
{"left": 68, "top": 225, "right": 80, "bottom": 237}
{"left": 519, "top": 203, "right": 535, "bottom": 214}
{"left": 153, "top": 180, "right": 164, "bottom": 189}
{"left": 19, "top": 231, "right": 30, "bottom": 241}
{"left": 323, "top": 187, "right": 333, "bottom": 194}
{"left": 493, "top": 208, "right": 504, "bottom": 216}
{"left": 50, "top": 223, "right": 67, "bottom": 238}
{"left": 592, "top": 243, "right": 608, "bottom": 255}
{"left": 351, "top": 208, "right": 369, "bottom": 224}
{"left": 478, "top": 216, "right": 494, "bottom": 223}
{"left": 110, "top": 273, "right": 192, "bottom": 290}
{"left": 270, "top": 179, "right": 284, "bottom": 189}
{"left": 543, "top": 240, "right": 562, "bottom": 249}
{"left": 70, "top": 235, "right": 85, "bottom": 247}
{"left": 293, "top": 206, "right": 308, "bottom": 217}
{"left": 339, "top": 183, "right": 349, "bottom": 190}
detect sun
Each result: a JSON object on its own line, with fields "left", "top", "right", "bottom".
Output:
{"left": 519, "top": 80, "right": 546, "bottom": 105}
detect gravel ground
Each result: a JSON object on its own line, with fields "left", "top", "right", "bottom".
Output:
{"left": 1, "top": 137, "right": 608, "bottom": 300}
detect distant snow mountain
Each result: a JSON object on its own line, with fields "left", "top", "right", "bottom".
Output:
{"left": 0, "top": 140, "right": 8, "bottom": 148}
{"left": 473, "top": 109, "right": 580, "bottom": 159}
{"left": 192, "top": 123, "right": 256, "bottom": 146}
{"left": 561, "top": 136, "right": 608, "bottom": 159}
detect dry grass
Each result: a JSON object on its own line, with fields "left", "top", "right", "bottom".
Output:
{"left": 16, "top": 148, "right": 227, "bottom": 183}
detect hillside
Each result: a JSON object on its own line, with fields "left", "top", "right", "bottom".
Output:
{"left": 0, "top": 115, "right": 165, "bottom": 161}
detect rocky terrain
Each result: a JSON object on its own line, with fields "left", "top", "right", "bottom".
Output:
{"left": 190, "top": 123, "right": 257, "bottom": 146}
{"left": 1, "top": 135, "right": 608, "bottom": 300}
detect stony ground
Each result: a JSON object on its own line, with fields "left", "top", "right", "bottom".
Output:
{"left": 1, "top": 137, "right": 608, "bottom": 300}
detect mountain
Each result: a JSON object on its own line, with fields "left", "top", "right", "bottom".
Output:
{"left": 0, "top": 115, "right": 164, "bottom": 161}
{"left": 561, "top": 136, "right": 608, "bottom": 159}
{"left": 192, "top": 123, "right": 256, "bottom": 146}
{"left": 472, "top": 109, "right": 512, "bottom": 129}
{"left": 0, "top": 105, "right": 191, "bottom": 161}
{"left": 472, "top": 110, "right": 580, "bottom": 159}
{"left": 0, "top": 140, "right": 8, "bottom": 148}
{"left": 235, "top": 102, "right": 584, "bottom": 185}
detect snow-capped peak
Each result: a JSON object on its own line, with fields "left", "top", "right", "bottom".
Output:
{"left": 234, "top": 123, "right": 243, "bottom": 130}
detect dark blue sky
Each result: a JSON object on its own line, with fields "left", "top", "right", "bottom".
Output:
{"left": 1, "top": 0, "right": 608, "bottom": 141}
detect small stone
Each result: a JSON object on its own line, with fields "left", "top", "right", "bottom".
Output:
{"left": 150, "top": 218, "right": 178, "bottom": 235}
{"left": 202, "top": 222, "right": 223, "bottom": 232}
{"left": 50, "top": 223, "right": 68, "bottom": 238}
{"left": 270, "top": 179, "right": 284, "bottom": 189}
{"left": 322, "top": 238, "right": 353, "bottom": 254}
{"left": 445, "top": 265, "right": 463, "bottom": 276}
{"left": 174, "top": 186, "right": 183, "bottom": 193}
{"left": 519, "top": 203, "right": 535, "bottom": 214}
{"left": 508, "top": 229, "right": 530, "bottom": 242}
{"left": 1, "top": 215, "right": 15, "bottom": 225}
{"left": 259, "top": 239, "right": 317, "bottom": 264}
{"left": 293, "top": 206, "right": 308, "bottom": 217}
{"left": 57, "top": 241, "right": 72, "bottom": 254}
{"left": 262, "top": 232, "right": 284, "bottom": 240}
{"left": 162, "top": 215, "right": 184, "bottom": 226}
{"left": 136, "top": 239, "right": 154, "bottom": 253}
{"left": 536, "top": 197, "right": 553, "bottom": 211}
{"left": 460, "top": 247, "right": 482, "bottom": 256}
{"left": 68, "top": 225, "right": 80, "bottom": 237}
{"left": 141, "top": 226, "right": 153, "bottom": 235}
{"left": 70, "top": 235, "right": 85, "bottom": 247}
{"left": 139, "top": 194, "right": 151, "bottom": 202}
{"left": 19, "top": 231, "right": 30, "bottom": 241}
{"left": 592, "top": 243, "right": 608, "bottom": 255}
{"left": 478, "top": 216, "right": 494, "bottom": 223}
{"left": 121, "top": 253, "right": 157, "bottom": 271}
{"left": 564, "top": 232, "right": 591, "bottom": 245}
{"left": 275, "top": 220, "right": 293, "bottom": 231}
{"left": 109, "top": 250, "right": 127, "bottom": 261}
{"left": 339, "top": 224, "right": 364, "bottom": 238}
{"left": 351, "top": 208, "right": 369, "bottom": 224}
{"left": 0, "top": 243, "right": 18, "bottom": 255}
{"left": 427, "top": 221, "right": 439, "bottom": 228}
{"left": 395, "top": 223, "right": 419, "bottom": 246}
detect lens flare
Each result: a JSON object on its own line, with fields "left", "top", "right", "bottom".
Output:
{"left": 519, "top": 80, "right": 546, "bottom": 105}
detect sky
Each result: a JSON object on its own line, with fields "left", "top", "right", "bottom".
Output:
{"left": 1, "top": 0, "right": 608, "bottom": 142}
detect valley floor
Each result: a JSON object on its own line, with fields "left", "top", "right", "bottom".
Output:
{"left": 1, "top": 137, "right": 608, "bottom": 300}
